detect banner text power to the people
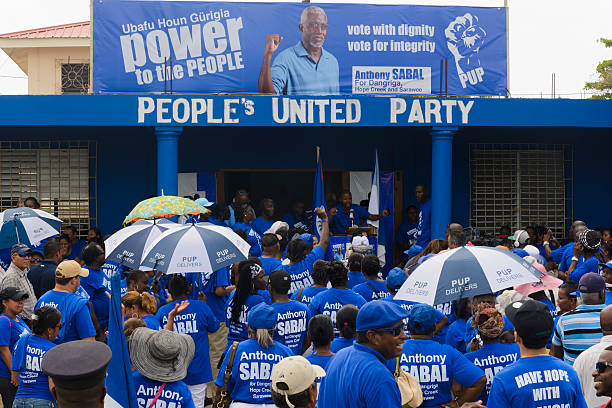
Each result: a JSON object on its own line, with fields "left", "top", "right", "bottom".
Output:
{"left": 136, "top": 96, "right": 473, "bottom": 125}
{"left": 119, "top": 10, "right": 244, "bottom": 85}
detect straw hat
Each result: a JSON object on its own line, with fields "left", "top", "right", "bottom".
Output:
{"left": 129, "top": 328, "right": 195, "bottom": 382}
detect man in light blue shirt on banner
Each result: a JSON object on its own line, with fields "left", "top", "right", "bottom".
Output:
{"left": 258, "top": 6, "right": 339, "bottom": 95}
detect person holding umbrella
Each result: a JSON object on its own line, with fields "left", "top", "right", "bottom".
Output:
{"left": 393, "top": 304, "right": 486, "bottom": 408}
{"left": 154, "top": 274, "right": 220, "bottom": 408}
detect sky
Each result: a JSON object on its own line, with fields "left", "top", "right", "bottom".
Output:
{"left": 0, "top": 0, "right": 611, "bottom": 97}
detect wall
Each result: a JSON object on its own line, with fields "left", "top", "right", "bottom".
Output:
{"left": 27, "top": 47, "right": 89, "bottom": 94}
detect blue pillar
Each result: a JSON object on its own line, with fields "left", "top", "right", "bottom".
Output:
{"left": 430, "top": 126, "right": 457, "bottom": 239}
{"left": 155, "top": 126, "right": 182, "bottom": 196}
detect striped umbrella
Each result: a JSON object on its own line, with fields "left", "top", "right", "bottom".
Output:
{"left": 104, "top": 219, "right": 180, "bottom": 268}
{"left": 0, "top": 207, "right": 62, "bottom": 249}
{"left": 395, "top": 246, "right": 542, "bottom": 305}
{"left": 123, "top": 196, "right": 210, "bottom": 225}
{"left": 140, "top": 223, "right": 250, "bottom": 275}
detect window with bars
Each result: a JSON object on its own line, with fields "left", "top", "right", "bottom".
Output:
{"left": 0, "top": 141, "right": 97, "bottom": 239}
{"left": 61, "top": 63, "right": 89, "bottom": 94}
{"left": 469, "top": 143, "right": 572, "bottom": 239}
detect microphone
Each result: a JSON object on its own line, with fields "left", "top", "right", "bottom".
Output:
{"left": 349, "top": 209, "right": 354, "bottom": 226}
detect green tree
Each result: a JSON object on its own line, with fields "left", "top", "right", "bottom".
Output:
{"left": 585, "top": 38, "right": 612, "bottom": 99}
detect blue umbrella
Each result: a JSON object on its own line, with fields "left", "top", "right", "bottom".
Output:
{"left": 104, "top": 219, "right": 180, "bottom": 268}
{"left": 140, "top": 223, "right": 251, "bottom": 275}
{"left": 395, "top": 246, "right": 542, "bottom": 305}
{"left": 0, "top": 207, "right": 62, "bottom": 249}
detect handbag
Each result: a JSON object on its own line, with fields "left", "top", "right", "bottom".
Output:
{"left": 213, "top": 341, "right": 239, "bottom": 408}
{"left": 395, "top": 357, "right": 423, "bottom": 408}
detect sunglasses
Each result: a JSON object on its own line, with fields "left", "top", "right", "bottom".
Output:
{"left": 376, "top": 323, "right": 405, "bottom": 337}
{"left": 16, "top": 251, "right": 32, "bottom": 258}
{"left": 596, "top": 362, "right": 612, "bottom": 374}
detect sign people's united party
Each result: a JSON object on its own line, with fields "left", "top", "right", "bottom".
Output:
{"left": 93, "top": 1, "right": 507, "bottom": 96}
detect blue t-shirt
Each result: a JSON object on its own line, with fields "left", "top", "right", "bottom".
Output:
{"left": 318, "top": 344, "right": 402, "bottom": 408}
{"left": 569, "top": 256, "right": 600, "bottom": 282}
{"left": 290, "top": 285, "right": 326, "bottom": 307}
{"left": 278, "top": 246, "right": 325, "bottom": 295}
{"left": 155, "top": 299, "right": 220, "bottom": 385}
{"left": 330, "top": 337, "right": 355, "bottom": 353}
{"left": 271, "top": 41, "right": 339, "bottom": 96}
{"left": 416, "top": 200, "right": 432, "bottom": 247}
{"left": 214, "top": 338, "right": 293, "bottom": 404}
{"left": 396, "top": 221, "right": 419, "bottom": 245}
{"left": 330, "top": 204, "right": 370, "bottom": 235}
{"left": 464, "top": 341, "right": 520, "bottom": 404}
{"left": 606, "top": 291, "right": 612, "bottom": 305}
{"left": 282, "top": 213, "right": 310, "bottom": 232}
{"left": 258, "top": 256, "right": 282, "bottom": 276}
{"left": 35, "top": 290, "right": 95, "bottom": 343}
{"left": 133, "top": 370, "right": 195, "bottom": 408}
{"left": 203, "top": 267, "right": 231, "bottom": 322}
{"left": 225, "top": 292, "right": 267, "bottom": 344}
{"left": 81, "top": 266, "right": 110, "bottom": 328}
{"left": 0, "top": 314, "right": 30, "bottom": 378}
{"left": 232, "top": 222, "right": 262, "bottom": 257}
{"left": 272, "top": 301, "right": 311, "bottom": 355}
{"left": 142, "top": 315, "right": 161, "bottom": 330}
{"left": 487, "top": 355, "right": 588, "bottom": 408}
{"left": 347, "top": 271, "right": 366, "bottom": 289}
{"left": 559, "top": 244, "right": 583, "bottom": 272}
{"left": 445, "top": 318, "right": 468, "bottom": 353}
{"left": 309, "top": 288, "right": 366, "bottom": 336}
{"left": 353, "top": 280, "right": 390, "bottom": 302}
{"left": 552, "top": 242, "right": 573, "bottom": 263}
{"left": 12, "top": 334, "right": 56, "bottom": 401}
{"left": 392, "top": 339, "right": 484, "bottom": 407}
{"left": 306, "top": 353, "right": 334, "bottom": 372}
{"left": 251, "top": 217, "right": 274, "bottom": 236}
{"left": 70, "top": 239, "right": 87, "bottom": 260}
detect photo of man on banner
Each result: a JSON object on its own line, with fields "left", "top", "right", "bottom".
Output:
{"left": 258, "top": 6, "right": 339, "bottom": 95}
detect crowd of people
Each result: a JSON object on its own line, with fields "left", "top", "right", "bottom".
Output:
{"left": 1, "top": 189, "right": 612, "bottom": 408}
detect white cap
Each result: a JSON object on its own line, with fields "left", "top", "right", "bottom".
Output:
{"left": 510, "top": 230, "right": 529, "bottom": 247}
{"left": 266, "top": 221, "right": 289, "bottom": 234}
{"left": 270, "top": 356, "right": 326, "bottom": 408}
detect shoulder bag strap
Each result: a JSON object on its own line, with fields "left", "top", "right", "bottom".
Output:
{"left": 147, "top": 382, "right": 167, "bottom": 408}
{"left": 297, "top": 287, "right": 304, "bottom": 302}
{"left": 365, "top": 282, "right": 379, "bottom": 300}
{"left": 221, "top": 341, "right": 239, "bottom": 391}
{"left": 1, "top": 315, "right": 11, "bottom": 328}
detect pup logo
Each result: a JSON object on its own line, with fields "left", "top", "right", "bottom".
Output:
{"left": 445, "top": 13, "right": 487, "bottom": 89}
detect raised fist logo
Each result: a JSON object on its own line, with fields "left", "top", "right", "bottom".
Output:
{"left": 445, "top": 14, "right": 487, "bottom": 88}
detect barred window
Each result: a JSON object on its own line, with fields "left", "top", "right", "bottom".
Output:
{"left": 0, "top": 141, "right": 97, "bottom": 239}
{"left": 61, "top": 63, "right": 89, "bottom": 94}
{"left": 469, "top": 143, "right": 572, "bottom": 239}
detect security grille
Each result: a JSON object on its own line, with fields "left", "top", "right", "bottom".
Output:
{"left": 469, "top": 143, "right": 572, "bottom": 239}
{"left": 0, "top": 141, "right": 97, "bottom": 239}
{"left": 61, "top": 63, "right": 89, "bottom": 94}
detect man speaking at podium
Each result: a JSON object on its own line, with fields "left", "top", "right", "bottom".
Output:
{"left": 329, "top": 190, "right": 389, "bottom": 235}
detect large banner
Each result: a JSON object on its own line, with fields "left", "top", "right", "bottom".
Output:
{"left": 93, "top": 1, "right": 507, "bottom": 96}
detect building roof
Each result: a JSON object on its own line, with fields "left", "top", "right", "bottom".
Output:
{"left": 0, "top": 21, "right": 90, "bottom": 39}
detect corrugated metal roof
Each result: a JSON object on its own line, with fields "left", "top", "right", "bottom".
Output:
{"left": 0, "top": 21, "right": 90, "bottom": 39}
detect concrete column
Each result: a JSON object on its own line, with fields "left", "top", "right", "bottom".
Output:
{"left": 155, "top": 126, "right": 182, "bottom": 196}
{"left": 430, "top": 126, "right": 457, "bottom": 239}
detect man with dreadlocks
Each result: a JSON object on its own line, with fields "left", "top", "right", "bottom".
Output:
{"left": 464, "top": 303, "right": 520, "bottom": 405}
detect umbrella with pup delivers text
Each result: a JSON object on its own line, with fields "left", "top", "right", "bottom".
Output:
{"left": 395, "top": 246, "right": 542, "bottom": 305}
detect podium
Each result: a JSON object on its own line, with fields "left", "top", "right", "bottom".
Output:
{"left": 324, "top": 227, "right": 378, "bottom": 261}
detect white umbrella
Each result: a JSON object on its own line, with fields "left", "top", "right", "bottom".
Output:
{"left": 395, "top": 246, "right": 542, "bottom": 305}
{"left": 0, "top": 207, "right": 62, "bottom": 249}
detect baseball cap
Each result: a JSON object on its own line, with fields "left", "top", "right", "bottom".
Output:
{"left": 505, "top": 299, "right": 553, "bottom": 347}
{"left": 509, "top": 230, "right": 529, "bottom": 247}
{"left": 404, "top": 245, "right": 423, "bottom": 258}
{"left": 268, "top": 270, "right": 291, "bottom": 293}
{"left": 386, "top": 267, "right": 407, "bottom": 291}
{"left": 55, "top": 260, "right": 90, "bottom": 279}
{"left": 0, "top": 287, "right": 29, "bottom": 301}
{"left": 600, "top": 260, "right": 612, "bottom": 270}
{"left": 577, "top": 272, "right": 606, "bottom": 294}
{"left": 195, "top": 197, "right": 214, "bottom": 207}
{"left": 247, "top": 303, "right": 277, "bottom": 330}
{"left": 408, "top": 304, "right": 437, "bottom": 332}
{"left": 357, "top": 300, "right": 410, "bottom": 332}
{"left": 271, "top": 356, "right": 325, "bottom": 404}
{"left": 11, "top": 243, "right": 32, "bottom": 256}
{"left": 297, "top": 234, "right": 314, "bottom": 247}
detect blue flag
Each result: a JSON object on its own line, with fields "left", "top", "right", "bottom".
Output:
{"left": 104, "top": 271, "right": 138, "bottom": 408}
{"left": 312, "top": 147, "right": 327, "bottom": 240}
{"left": 367, "top": 150, "right": 387, "bottom": 266}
